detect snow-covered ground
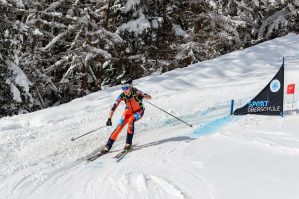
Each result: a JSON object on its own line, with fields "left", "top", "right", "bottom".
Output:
{"left": 1, "top": 33, "right": 299, "bottom": 199}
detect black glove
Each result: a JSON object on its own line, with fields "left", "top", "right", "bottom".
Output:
{"left": 106, "top": 118, "right": 112, "bottom": 126}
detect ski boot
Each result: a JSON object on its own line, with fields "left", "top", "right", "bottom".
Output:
{"left": 124, "top": 144, "right": 132, "bottom": 151}
{"left": 100, "top": 146, "right": 110, "bottom": 154}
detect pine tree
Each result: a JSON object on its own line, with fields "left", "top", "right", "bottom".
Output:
{"left": 0, "top": 0, "right": 298, "bottom": 117}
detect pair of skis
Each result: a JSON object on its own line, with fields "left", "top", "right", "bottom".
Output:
{"left": 87, "top": 147, "right": 133, "bottom": 162}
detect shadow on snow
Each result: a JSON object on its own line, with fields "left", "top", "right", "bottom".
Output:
{"left": 134, "top": 136, "right": 196, "bottom": 151}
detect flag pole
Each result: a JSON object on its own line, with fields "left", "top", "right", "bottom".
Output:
{"left": 292, "top": 93, "right": 294, "bottom": 112}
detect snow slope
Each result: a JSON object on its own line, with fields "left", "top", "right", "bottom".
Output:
{"left": 1, "top": 33, "right": 299, "bottom": 199}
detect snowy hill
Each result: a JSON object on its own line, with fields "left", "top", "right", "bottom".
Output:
{"left": 1, "top": 33, "right": 299, "bottom": 199}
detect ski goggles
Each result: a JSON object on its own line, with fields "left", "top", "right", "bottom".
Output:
{"left": 121, "top": 84, "right": 130, "bottom": 90}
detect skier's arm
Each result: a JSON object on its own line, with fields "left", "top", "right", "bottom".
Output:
{"left": 108, "top": 110, "right": 114, "bottom": 119}
{"left": 109, "top": 95, "right": 123, "bottom": 119}
{"left": 106, "top": 95, "right": 123, "bottom": 126}
{"left": 144, "top": 93, "right": 152, "bottom": 100}
{"left": 136, "top": 89, "right": 152, "bottom": 100}
{"left": 143, "top": 93, "right": 151, "bottom": 100}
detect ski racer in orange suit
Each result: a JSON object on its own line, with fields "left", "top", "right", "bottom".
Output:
{"left": 101, "top": 83, "right": 152, "bottom": 153}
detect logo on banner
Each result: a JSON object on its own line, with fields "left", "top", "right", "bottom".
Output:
{"left": 270, "top": 79, "right": 280, "bottom": 93}
{"left": 247, "top": 100, "right": 281, "bottom": 113}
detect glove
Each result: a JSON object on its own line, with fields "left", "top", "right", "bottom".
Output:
{"left": 106, "top": 118, "right": 112, "bottom": 126}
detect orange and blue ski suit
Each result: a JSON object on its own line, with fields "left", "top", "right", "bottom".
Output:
{"left": 106, "top": 87, "right": 146, "bottom": 149}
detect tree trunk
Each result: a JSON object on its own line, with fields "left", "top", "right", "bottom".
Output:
{"left": 81, "top": 60, "right": 88, "bottom": 96}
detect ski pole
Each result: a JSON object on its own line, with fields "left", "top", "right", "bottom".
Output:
{"left": 145, "top": 100, "right": 193, "bottom": 127}
{"left": 71, "top": 126, "right": 106, "bottom": 141}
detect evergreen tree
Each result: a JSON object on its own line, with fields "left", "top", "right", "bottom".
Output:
{"left": 0, "top": 0, "right": 298, "bottom": 117}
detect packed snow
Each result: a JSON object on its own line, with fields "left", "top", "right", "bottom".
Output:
{"left": 1, "top": 33, "right": 299, "bottom": 199}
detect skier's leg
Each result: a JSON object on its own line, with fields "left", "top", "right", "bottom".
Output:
{"left": 105, "top": 110, "right": 131, "bottom": 149}
{"left": 126, "top": 110, "right": 144, "bottom": 145}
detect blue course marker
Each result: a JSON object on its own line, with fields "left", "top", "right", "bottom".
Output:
{"left": 192, "top": 116, "right": 234, "bottom": 137}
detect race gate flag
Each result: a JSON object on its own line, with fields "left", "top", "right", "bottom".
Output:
{"left": 234, "top": 61, "right": 284, "bottom": 116}
{"left": 287, "top": 83, "right": 296, "bottom": 111}
{"left": 287, "top": 84, "right": 295, "bottom": 94}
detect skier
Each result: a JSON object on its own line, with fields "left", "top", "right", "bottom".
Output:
{"left": 101, "top": 81, "right": 152, "bottom": 153}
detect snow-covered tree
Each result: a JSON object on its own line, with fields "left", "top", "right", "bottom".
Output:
{"left": 0, "top": 0, "right": 298, "bottom": 117}
{"left": 0, "top": 1, "right": 37, "bottom": 116}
